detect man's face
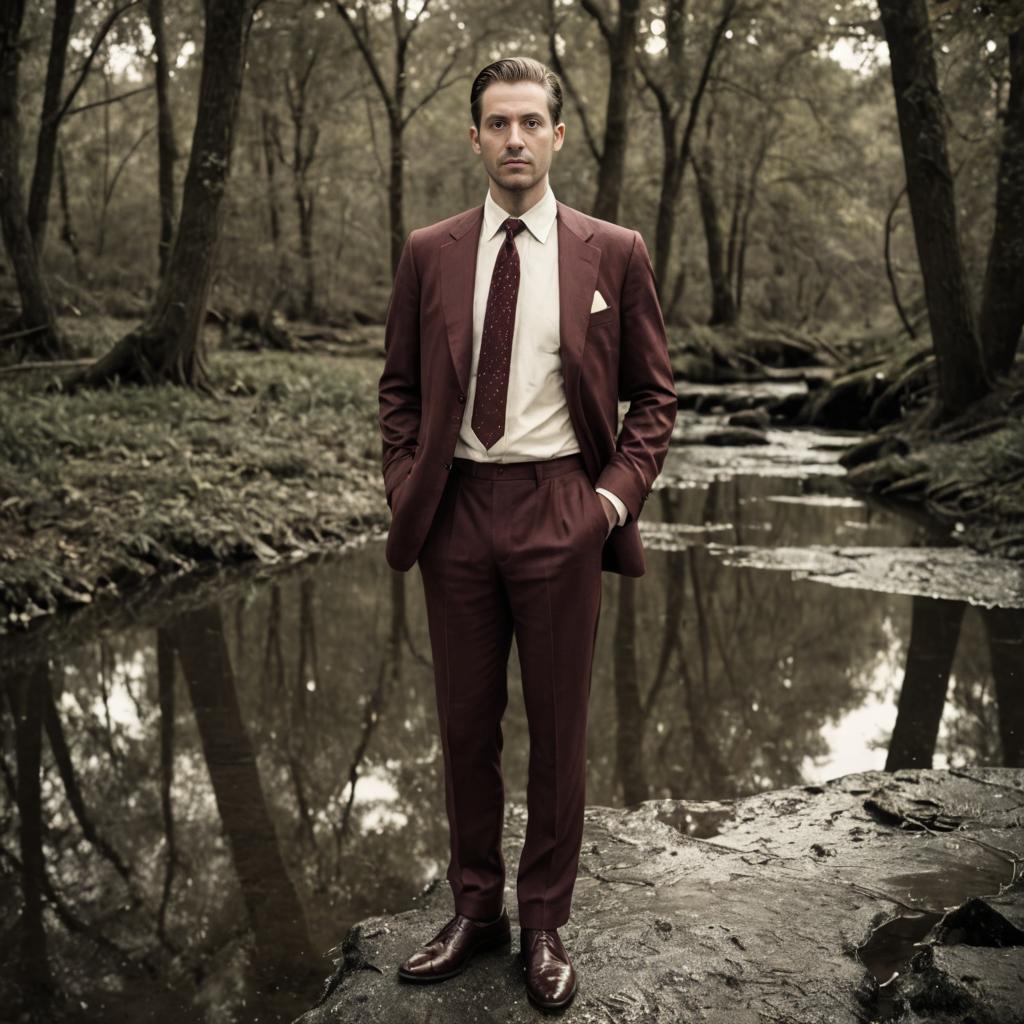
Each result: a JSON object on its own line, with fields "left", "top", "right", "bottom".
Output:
{"left": 469, "top": 81, "right": 565, "bottom": 194}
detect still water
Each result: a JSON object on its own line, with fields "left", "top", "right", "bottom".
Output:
{"left": 2, "top": 460, "right": 1021, "bottom": 1022}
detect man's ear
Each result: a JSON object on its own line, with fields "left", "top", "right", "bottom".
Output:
{"left": 469, "top": 125, "right": 481, "bottom": 154}
{"left": 553, "top": 122, "right": 566, "bottom": 151}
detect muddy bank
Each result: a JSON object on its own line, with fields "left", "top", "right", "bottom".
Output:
{"left": 295, "top": 768, "right": 1023, "bottom": 1024}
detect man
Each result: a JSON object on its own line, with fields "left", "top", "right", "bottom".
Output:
{"left": 378, "top": 56, "right": 677, "bottom": 1011}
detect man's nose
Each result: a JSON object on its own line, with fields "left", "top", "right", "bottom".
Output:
{"left": 507, "top": 124, "right": 524, "bottom": 149}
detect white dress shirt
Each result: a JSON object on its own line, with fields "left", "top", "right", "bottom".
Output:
{"left": 453, "top": 186, "right": 627, "bottom": 527}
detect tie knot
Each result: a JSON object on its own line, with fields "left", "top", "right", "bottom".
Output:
{"left": 502, "top": 217, "right": 525, "bottom": 240}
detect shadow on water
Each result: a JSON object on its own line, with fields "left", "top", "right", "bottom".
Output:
{"left": 2, "top": 428, "right": 1022, "bottom": 1021}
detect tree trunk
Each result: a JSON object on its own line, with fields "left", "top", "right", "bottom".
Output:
{"left": 387, "top": 116, "right": 405, "bottom": 277}
{"left": 884, "top": 185, "right": 916, "bottom": 339}
{"left": 55, "top": 143, "right": 81, "bottom": 272}
{"left": 979, "top": 29, "right": 1024, "bottom": 377}
{"left": 591, "top": 0, "right": 641, "bottom": 224}
{"left": 148, "top": 0, "right": 178, "bottom": 279}
{"left": 26, "top": 0, "right": 74, "bottom": 255}
{"left": 877, "top": 0, "right": 990, "bottom": 415}
{"left": 297, "top": 188, "right": 315, "bottom": 318}
{"left": 652, "top": 108, "right": 683, "bottom": 296}
{"left": 0, "top": 0, "right": 67, "bottom": 360}
{"left": 693, "top": 149, "right": 737, "bottom": 325}
{"left": 261, "top": 108, "right": 281, "bottom": 247}
{"left": 79, "top": 0, "right": 256, "bottom": 387}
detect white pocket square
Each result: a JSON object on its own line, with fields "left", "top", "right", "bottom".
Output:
{"left": 590, "top": 290, "right": 609, "bottom": 313}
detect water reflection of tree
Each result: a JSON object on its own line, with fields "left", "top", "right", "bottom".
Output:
{"left": 4, "top": 657, "right": 53, "bottom": 1011}
{"left": 592, "top": 480, "right": 893, "bottom": 805}
{"left": 162, "top": 604, "right": 313, "bottom": 980}
{"left": 891, "top": 600, "right": 1024, "bottom": 770}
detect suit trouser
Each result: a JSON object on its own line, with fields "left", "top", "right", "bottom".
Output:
{"left": 415, "top": 451, "right": 605, "bottom": 930}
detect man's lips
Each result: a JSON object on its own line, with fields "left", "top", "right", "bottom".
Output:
{"left": 504, "top": 159, "right": 529, "bottom": 166}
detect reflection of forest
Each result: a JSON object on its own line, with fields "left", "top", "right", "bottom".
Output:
{"left": 1, "top": 476, "right": 1020, "bottom": 1017}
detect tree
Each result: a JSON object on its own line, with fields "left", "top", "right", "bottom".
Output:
{"left": 27, "top": 1, "right": 138, "bottom": 255}
{"left": 0, "top": 0, "right": 66, "bottom": 360}
{"left": 979, "top": 26, "right": 1024, "bottom": 377}
{"left": 333, "top": 0, "right": 471, "bottom": 275}
{"left": 877, "top": 0, "right": 990, "bottom": 415}
{"left": 79, "top": 0, "right": 257, "bottom": 387}
{"left": 578, "top": 0, "right": 642, "bottom": 224}
{"left": 636, "top": 0, "right": 738, "bottom": 298}
{"left": 692, "top": 95, "right": 738, "bottom": 325}
{"left": 147, "top": 0, "right": 179, "bottom": 277}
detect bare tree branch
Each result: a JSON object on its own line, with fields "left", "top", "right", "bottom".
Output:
{"left": 56, "top": 0, "right": 143, "bottom": 124}
{"left": 333, "top": 0, "right": 398, "bottom": 124}
{"left": 64, "top": 83, "right": 153, "bottom": 118}
{"left": 579, "top": 0, "right": 614, "bottom": 46}
{"left": 546, "top": 0, "right": 603, "bottom": 162}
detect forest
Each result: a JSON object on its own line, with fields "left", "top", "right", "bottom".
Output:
{"left": 2, "top": 2, "right": 1024, "bottom": 1021}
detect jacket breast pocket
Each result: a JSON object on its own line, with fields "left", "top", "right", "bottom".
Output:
{"left": 587, "top": 306, "right": 617, "bottom": 329}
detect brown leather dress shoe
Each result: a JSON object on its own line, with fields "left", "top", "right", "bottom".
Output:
{"left": 397, "top": 907, "right": 511, "bottom": 982}
{"left": 521, "top": 927, "right": 578, "bottom": 1011}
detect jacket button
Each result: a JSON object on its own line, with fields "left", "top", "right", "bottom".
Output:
{"left": 458, "top": 394, "right": 465, "bottom": 403}
{"left": 442, "top": 461, "right": 452, "bottom": 471}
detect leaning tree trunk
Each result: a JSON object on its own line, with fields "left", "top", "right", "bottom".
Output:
{"left": 591, "top": 0, "right": 641, "bottom": 224}
{"left": 877, "top": 0, "right": 990, "bottom": 415}
{"left": 979, "top": 29, "right": 1024, "bottom": 378}
{"left": 148, "top": 0, "right": 178, "bottom": 279}
{"left": 26, "top": 0, "right": 74, "bottom": 255}
{"left": 0, "top": 0, "right": 66, "bottom": 360}
{"left": 80, "top": 0, "right": 256, "bottom": 387}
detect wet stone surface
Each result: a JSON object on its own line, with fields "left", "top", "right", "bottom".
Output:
{"left": 295, "top": 769, "right": 1024, "bottom": 1024}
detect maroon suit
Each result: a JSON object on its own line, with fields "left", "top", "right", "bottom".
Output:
{"left": 379, "top": 199, "right": 677, "bottom": 929}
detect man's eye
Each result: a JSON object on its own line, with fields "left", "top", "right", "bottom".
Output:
{"left": 492, "top": 121, "right": 504, "bottom": 128}
{"left": 527, "top": 120, "right": 540, "bottom": 128}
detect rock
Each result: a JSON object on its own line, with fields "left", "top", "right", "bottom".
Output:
{"left": 881, "top": 944, "right": 1024, "bottom": 1023}
{"left": 702, "top": 543, "right": 1024, "bottom": 607}
{"left": 839, "top": 431, "right": 911, "bottom": 470}
{"left": 293, "top": 769, "right": 1024, "bottom": 1024}
{"left": 696, "top": 426, "right": 771, "bottom": 446}
{"left": 727, "top": 408, "right": 771, "bottom": 429}
{"left": 765, "top": 390, "right": 809, "bottom": 421}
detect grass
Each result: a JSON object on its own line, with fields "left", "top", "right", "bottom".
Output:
{"left": 0, "top": 329, "right": 385, "bottom": 631}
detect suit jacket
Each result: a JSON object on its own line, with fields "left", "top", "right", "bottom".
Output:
{"left": 378, "top": 199, "right": 678, "bottom": 577}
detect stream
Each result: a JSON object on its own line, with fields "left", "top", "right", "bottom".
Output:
{"left": 2, "top": 390, "right": 1021, "bottom": 1023}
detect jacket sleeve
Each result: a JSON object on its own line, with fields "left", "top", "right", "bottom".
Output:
{"left": 378, "top": 231, "right": 422, "bottom": 507}
{"left": 594, "top": 230, "right": 679, "bottom": 524}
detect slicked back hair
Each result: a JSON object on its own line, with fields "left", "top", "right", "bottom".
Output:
{"left": 470, "top": 57, "right": 563, "bottom": 131}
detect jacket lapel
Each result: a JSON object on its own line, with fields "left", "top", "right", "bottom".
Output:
{"left": 441, "top": 206, "right": 484, "bottom": 395}
{"left": 556, "top": 202, "right": 601, "bottom": 463}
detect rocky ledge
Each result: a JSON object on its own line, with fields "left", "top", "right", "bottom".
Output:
{"left": 295, "top": 768, "right": 1024, "bottom": 1023}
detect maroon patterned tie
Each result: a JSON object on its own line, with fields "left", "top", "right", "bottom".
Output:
{"left": 472, "top": 217, "right": 526, "bottom": 449}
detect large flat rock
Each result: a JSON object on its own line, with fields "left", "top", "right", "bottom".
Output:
{"left": 295, "top": 769, "right": 1024, "bottom": 1023}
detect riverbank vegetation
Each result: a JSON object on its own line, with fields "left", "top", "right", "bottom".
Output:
{"left": 0, "top": 323, "right": 382, "bottom": 630}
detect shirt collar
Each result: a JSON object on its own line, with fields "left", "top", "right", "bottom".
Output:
{"left": 483, "top": 185, "right": 557, "bottom": 244}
